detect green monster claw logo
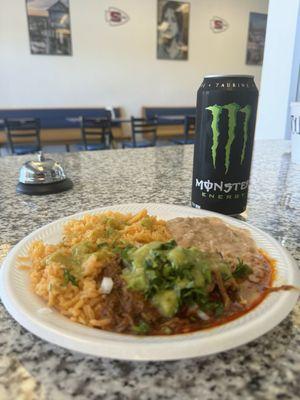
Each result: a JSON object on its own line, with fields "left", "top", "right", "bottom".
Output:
{"left": 206, "top": 103, "right": 252, "bottom": 174}
{"left": 240, "top": 105, "right": 252, "bottom": 164}
{"left": 206, "top": 105, "right": 222, "bottom": 168}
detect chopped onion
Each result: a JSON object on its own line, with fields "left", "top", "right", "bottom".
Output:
{"left": 197, "top": 310, "right": 210, "bottom": 321}
{"left": 99, "top": 277, "right": 114, "bottom": 294}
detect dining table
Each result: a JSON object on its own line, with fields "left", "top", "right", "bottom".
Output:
{"left": 0, "top": 139, "right": 299, "bottom": 400}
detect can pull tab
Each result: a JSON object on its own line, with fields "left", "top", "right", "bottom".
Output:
{"left": 37, "top": 151, "right": 45, "bottom": 162}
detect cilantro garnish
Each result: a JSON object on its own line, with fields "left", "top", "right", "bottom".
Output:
{"left": 232, "top": 259, "right": 253, "bottom": 280}
{"left": 132, "top": 321, "right": 150, "bottom": 335}
{"left": 63, "top": 268, "right": 78, "bottom": 287}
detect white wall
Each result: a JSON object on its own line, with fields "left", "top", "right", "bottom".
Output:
{"left": 0, "top": 0, "right": 268, "bottom": 118}
{"left": 256, "top": 0, "right": 300, "bottom": 139}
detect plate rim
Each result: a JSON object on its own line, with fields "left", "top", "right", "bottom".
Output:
{"left": 1, "top": 202, "right": 299, "bottom": 361}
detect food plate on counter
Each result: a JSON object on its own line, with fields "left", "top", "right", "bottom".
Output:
{"left": 0, "top": 203, "right": 299, "bottom": 361}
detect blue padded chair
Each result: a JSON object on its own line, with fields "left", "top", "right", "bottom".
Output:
{"left": 78, "top": 117, "right": 112, "bottom": 151}
{"left": 171, "top": 115, "right": 196, "bottom": 145}
{"left": 4, "top": 118, "right": 41, "bottom": 155}
{"left": 122, "top": 117, "right": 157, "bottom": 149}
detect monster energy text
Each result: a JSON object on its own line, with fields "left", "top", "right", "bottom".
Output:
{"left": 192, "top": 75, "right": 258, "bottom": 215}
{"left": 195, "top": 179, "right": 249, "bottom": 193}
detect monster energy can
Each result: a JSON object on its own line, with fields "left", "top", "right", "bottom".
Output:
{"left": 192, "top": 75, "right": 258, "bottom": 215}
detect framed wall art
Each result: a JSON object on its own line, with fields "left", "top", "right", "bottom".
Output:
{"left": 246, "top": 12, "right": 267, "bottom": 65}
{"left": 157, "top": 0, "right": 190, "bottom": 61}
{"left": 26, "top": 0, "right": 72, "bottom": 55}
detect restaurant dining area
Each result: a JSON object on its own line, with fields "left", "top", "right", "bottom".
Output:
{"left": 0, "top": 106, "right": 197, "bottom": 154}
{"left": 0, "top": 0, "right": 300, "bottom": 399}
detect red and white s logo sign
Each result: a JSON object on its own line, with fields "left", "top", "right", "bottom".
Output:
{"left": 105, "top": 7, "right": 130, "bottom": 26}
{"left": 210, "top": 16, "right": 229, "bottom": 33}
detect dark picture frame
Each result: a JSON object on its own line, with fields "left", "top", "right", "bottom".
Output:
{"left": 246, "top": 12, "right": 267, "bottom": 66}
{"left": 26, "top": 0, "right": 72, "bottom": 56}
{"left": 157, "top": 0, "right": 190, "bottom": 61}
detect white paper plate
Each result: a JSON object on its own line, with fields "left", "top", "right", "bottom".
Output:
{"left": 1, "top": 203, "right": 299, "bottom": 361}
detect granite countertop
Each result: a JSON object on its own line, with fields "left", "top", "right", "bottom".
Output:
{"left": 0, "top": 140, "right": 299, "bottom": 400}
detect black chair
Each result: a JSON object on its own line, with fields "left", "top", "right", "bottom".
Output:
{"left": 171, "top": 115, "right": 196, "bottom": 145}
{"left": 79, "top": 117, "right": 112, "bottom": 151}
{"left": 122, "top": 117, "right": 157, "bottom": 148}
{"left": 4, "top": 118, "right": 41, "bottom": 155}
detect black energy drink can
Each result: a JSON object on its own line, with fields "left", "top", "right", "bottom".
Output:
{"left": 192, "top": 75, "right": 258, "bottom": 215}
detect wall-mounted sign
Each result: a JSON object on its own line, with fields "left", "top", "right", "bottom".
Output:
{"left": 209, "top": 16, "right": 229, "bottom": 33}
{"left": 105, "top": 7, "right": 129, "bottom": 26}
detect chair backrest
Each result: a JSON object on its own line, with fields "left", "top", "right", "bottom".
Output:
{"left": 80, "top": 117, "right": 112, "bottom": 150}
{"left": 131, "top": 117, "right": 157, "bottom": 147}
{"left": 143, "top": 107, "right": 196, "bottom": 124}
{"left": 184, "top": 115, "right": 196, "bottom": 144}
{"left": 4, "top": 118, "right": 41, "bottom": 154}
